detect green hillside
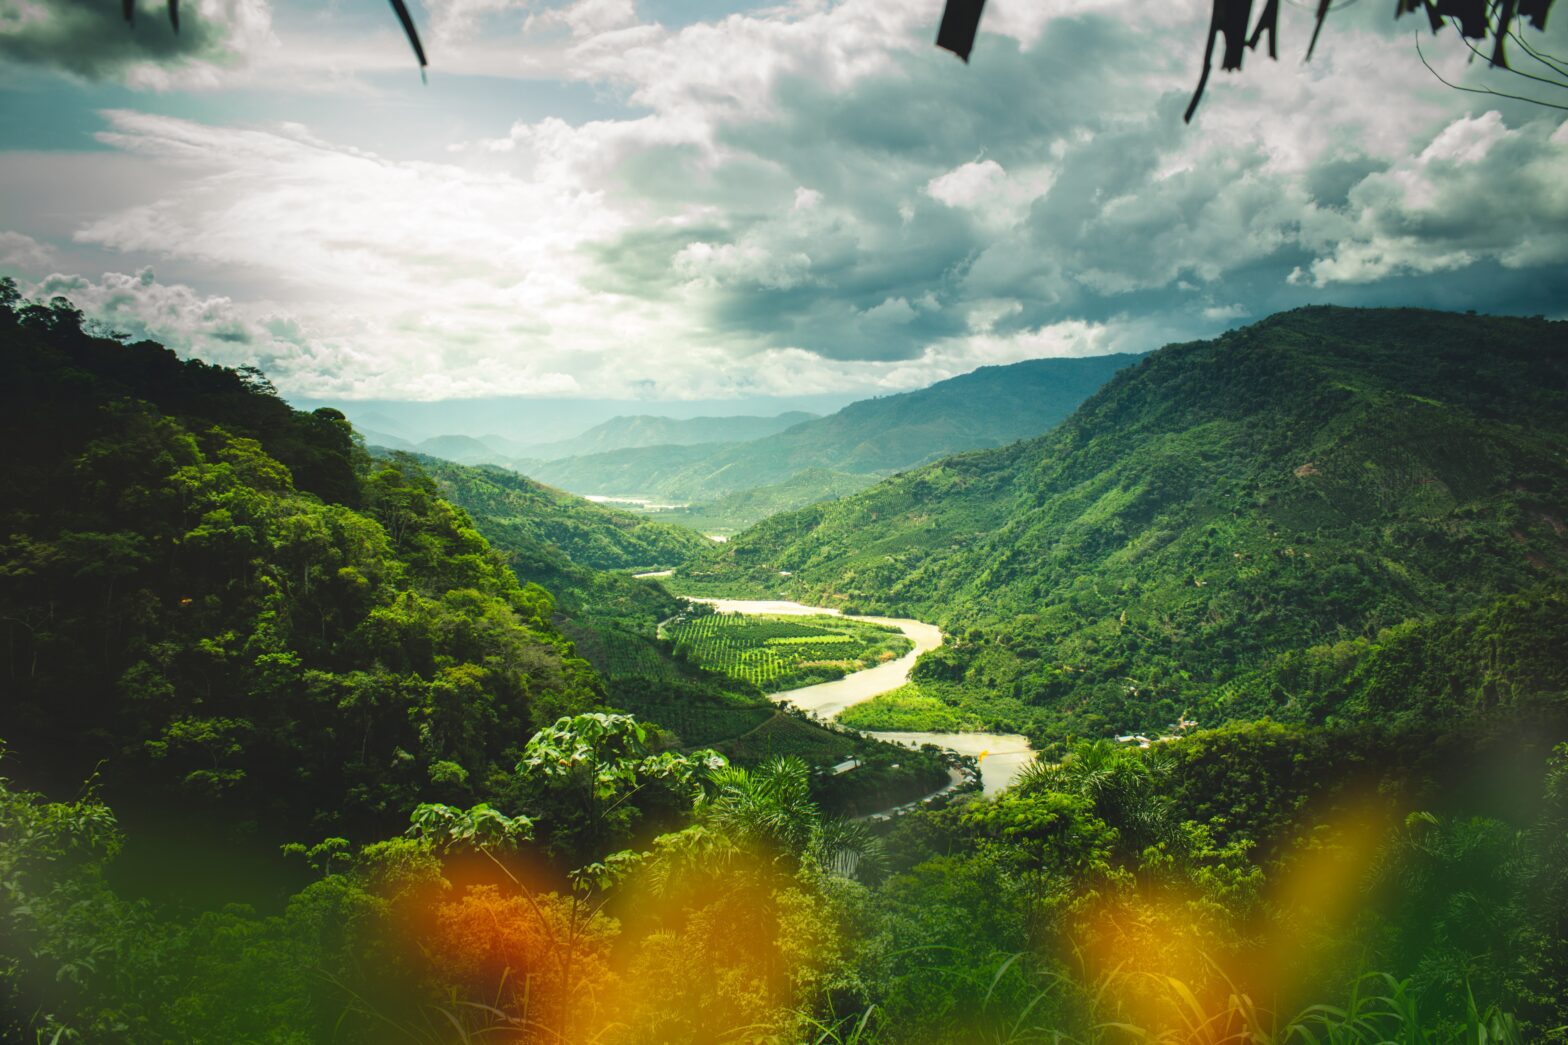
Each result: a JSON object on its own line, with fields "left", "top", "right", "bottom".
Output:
{"left": 1207, "top": 586, "right": 1568, "bottom": 728}
{"left": 409, "top": 458, "right": 769, "bottom": 746}
{"left": 516, "top": 441, "right": 719, "bottom": 496}
{"left": 649, "top": 466, "right": 876, "bottom": 534}
{"left": 688, "top": 307, "right": 1568, "bottom": 739}
{"left": 525, "top": 353, "right": 1142, "bottom": 501}
{"left": 410, "top": 456, "right": 711, "bottom": 571}
{"left": 0, "top": 294, "right": 603, "bottom": 845}
{"left": 382, "top": 455, "right": 945, "bottom": 796}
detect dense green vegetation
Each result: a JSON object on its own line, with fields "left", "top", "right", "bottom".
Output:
{"left": 693, "top": 307, "right": 1568, "bottom": 741}
{"left": 666, "top": 611, "right": 912, "bottom": 690}
{"left": 525, "top": 353, "right": 1142, "bottom": 502}
{"left": 412, "top": 455, "right": 711, "bottom": 572}
{"left": 3, "top": 290, "right": 1566, "bottom": 1042}
{"left": 7, "top": 712, "right": 1564, "bottom": 1041}
{"left": 399, "top": 454, "right": 948, "bottom": 806}
{"left": 650, "top": 467, "right": 877, "bottom": 535}
{"left": 0, "top": 286, "right": 604, "bottom": 850}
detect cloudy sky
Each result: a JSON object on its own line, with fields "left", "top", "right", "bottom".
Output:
{"left": 2, "top": 0, "right": 1565, "bottom": 413}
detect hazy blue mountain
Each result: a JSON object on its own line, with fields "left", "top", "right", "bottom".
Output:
{"left": 295, "top": 393, "right": 860, "bottom": 446}
{"left": 526, "top": 353, "right": 1144, "bottom": 501}
{"left": 414, "top": 433, "right": 510, "bottom": 465}
{"left": 517, "top": 411, "right": 818, "bottom": 460}
{"left": 355, "top": 426, "right": 417, "bottom": 451}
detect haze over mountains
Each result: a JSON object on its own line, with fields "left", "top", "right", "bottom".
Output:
{"left": 356, "top": 411, "right": 821, "bottom": 466}
{"left": 346, "top": 352, "right": 1146, "bottom": 533}
{"left": 299, "top": 394, "right": 859, "bottom": 448}
{"left": 520, "top": 354, "right": 1144, "bottom": 502}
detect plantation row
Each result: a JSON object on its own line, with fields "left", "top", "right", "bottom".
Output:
{"left": 667, "top": 612, "right": 912, "bottom": 690}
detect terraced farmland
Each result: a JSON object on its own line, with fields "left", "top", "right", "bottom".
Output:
{"left": 666, "top": 612, "right": 912, "bottom": 691}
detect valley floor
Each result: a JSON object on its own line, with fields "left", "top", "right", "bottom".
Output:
{"left": 682, "top": 594, "right": 1037, "bottom": 798}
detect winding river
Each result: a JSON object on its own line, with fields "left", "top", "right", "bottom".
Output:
{"left": 689, "top": 597, "right": 1036, "bottom": 797}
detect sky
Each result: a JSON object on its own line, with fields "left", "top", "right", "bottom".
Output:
{"left": 1, "top": 0, "right": 1566, "bottom": 421}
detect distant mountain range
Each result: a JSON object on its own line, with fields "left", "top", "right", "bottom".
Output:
{"left": 521, "top": 353, "right": 1145, "bottom": 503}
{"left": 352, "top": 353, "right": 1145, "bottom": 531}
{"left": 355, "top": 412, "right": 817, "bottom": 468}
{"left": 513, "top": 411, "right": 818, "bottom": 460}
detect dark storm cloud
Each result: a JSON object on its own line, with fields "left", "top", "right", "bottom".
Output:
{"left": 10, "top": 0, "right": 1565, "bottom": 401}
{"left": 0, "top": 0, "right": 254, "bottom": 81}
{"left": 576, "top": 5, "right": 1567, "bottom": 366}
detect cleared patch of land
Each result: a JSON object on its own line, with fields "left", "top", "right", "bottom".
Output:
{"left": 665, "top": 611, "right": 912, "bottom": 691}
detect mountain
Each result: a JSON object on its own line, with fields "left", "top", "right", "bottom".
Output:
{"left": 390, "top": 455, "right": 945, "bottom": 799}
{"left": 407, "top": 456, "right": 711, "bottom": 571}
{"left": 525, "top": 353, "right": 1144, "bottom": 501}
{"left": 684, "top": 307, "right": 1568, "bottom": 740}
{"left": 518, "top": 442, "right": 722, "bottom": 497}
{"left": 0, "top": 297, "right": 602, "bottom": 844}
{"left": 517, "top": 411, "right": 817, "bottom": 460}
{"left": 413, "top": 433, "right": 506, "bottom": 465}
{"left": 658, "top": 468, "right": 878, "bottom": 535}
{"left": 404, "top": 457, "right": 759, "bottom": 740}
{"left": 355, "top": 426, "right": 417, "bottom": 451}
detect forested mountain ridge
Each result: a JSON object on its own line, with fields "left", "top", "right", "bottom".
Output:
{"left": 0, "top": 287, "right": 603, "bottom": 842}
{"left": 524, "top": 352, "right": 1143, "bottom": 501}
{"left": 411, "top": 453, "right": 950, "bottom": 806}
{"left": 687, "top": 307, "right": 1568, "bottom": 738}
{"left": 406, "top": 453, "right": 759, "bottom": 738}
{"left": 408, "top": 454, "right": 710, "bottom": 571}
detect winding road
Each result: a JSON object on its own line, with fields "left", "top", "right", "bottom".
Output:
{"left": 688, "top": 597, "right": 1036, "bottom": 797}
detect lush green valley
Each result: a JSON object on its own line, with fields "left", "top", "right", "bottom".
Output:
{"left": 411, "top": 455, "right": 711, "bottom": 571}
{"left": 3, "top": 289, "right": 1566, "bottom": 1042}
{"left": 688, "top": 307, "right": 1568, "bottom": 743}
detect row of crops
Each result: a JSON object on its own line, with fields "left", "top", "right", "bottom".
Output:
{"left": 666, "top": 612, "right": 912, "bottom": 690}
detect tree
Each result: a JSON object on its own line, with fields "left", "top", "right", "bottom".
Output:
{"left": 937, "top": 0, "right": 1565, "bottom": 119}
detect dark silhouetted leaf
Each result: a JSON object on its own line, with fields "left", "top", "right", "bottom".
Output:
{"left": 1185, "top": 0, "right": 1259, "bottom": 122}
{"left": 1437, "top": 0, "right": 1492, "bottom": 37}
{"left": 1491, "top": 0, "right": 1518, "bottom": 65}
{"left": 387, "top": 0, "right": 429, "bottom": 77}
{"left": 936, "top": 0, "right": 986, "bottom": 63}
{"left": 1246, "top": 0, "right": 1280, "bottom": 59}
{"left": 1305, "top": 0, "right": 1333, "bottom": 61}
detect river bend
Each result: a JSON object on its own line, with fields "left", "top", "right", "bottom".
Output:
{"left": 688, "top": 598, "right": 1035, "bottom": 796}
